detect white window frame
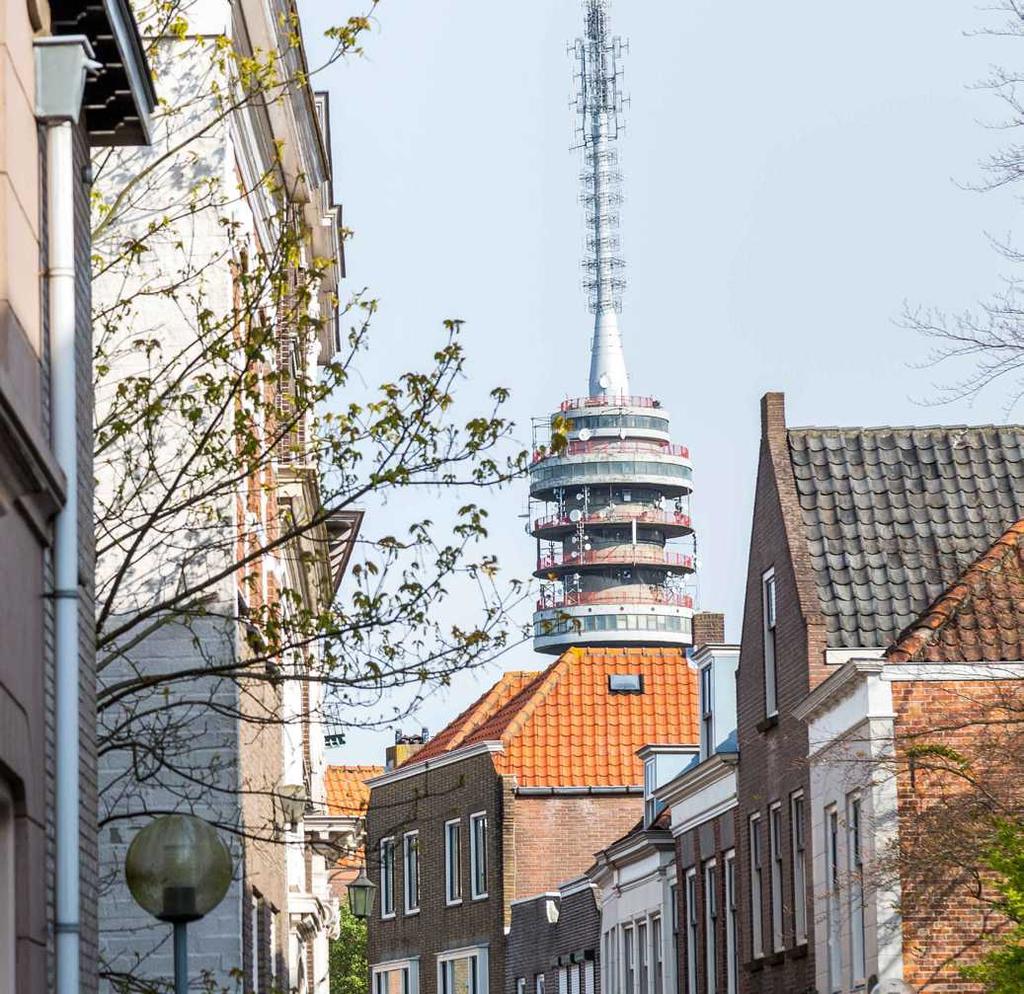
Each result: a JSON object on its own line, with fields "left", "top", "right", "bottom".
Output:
{"left": 644, "top": 758, "right": 658, "bottom": 827}
{"left": 469, "top": 811, "right": 488, "bottom": 900}
{"left": 536, "top": 973, "right": 546, "bottom": 994}
{"left": 723, "top": 850, "right": 738, "bottom": 994}
{"left": 250, "top": 892, "right": 261, "bottom": 992}
{"left": 404, "top": 831, "right": 420, "bottom": 915}
{"left": 269, "top": 906, "right": 278, "bottom": 987}
{"left": 684, "top": 869, "right": 698, "bottom": 994}
{"left": 749, "top": 814, "right": 764, "bottom": 959}
{"left": 847, "top": 793, "right": 866, "bottom": 988}
{"left": 790, "top": 791, "right": 807, "bottom": 946}
{"left": 623, "top": 924, "right": 636, "bottom": 994}
{"left": 769, "top": 802, "right": 784, "bottom": 953}
{"left": 699, "top": 662, "right": 714, "bottom": 759}
{"left": 380, "top": 836, "right": 396, "bottom": 919}
{"left": 372, "top": 957, "right": 420, "bottom": 994}
{"left": 825, "top": 805, "right": 842, "bottom": 993}
{"left": 637, "top": 918, "right": 649, "bottom": 994}
{"left": 437, "top": 945, "right": 488, "bottom": 994}
{"left": 704, "top": 860, "right": 718, "bottom": 994}
{"left": 445, "top": 818, "right": 462, "bottom": 905}
{"left": 651, "top": 914, "right": 664, "bottom": 994}
{"left": 1, "top": 782, "right": 15, "bottom": 994}
{"left": 517, "top": 979, "right": 527, "bottom": 994}
{"left": 762, "top": 568, "right": 778, "bottom": 717}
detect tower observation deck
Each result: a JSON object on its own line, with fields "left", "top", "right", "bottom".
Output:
{"left": 529, "top": 0, "right": 696, "bottom": 654}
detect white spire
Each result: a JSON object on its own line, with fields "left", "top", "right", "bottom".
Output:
{"left": 573, "top": 0, "right": 629, "bottom": 398}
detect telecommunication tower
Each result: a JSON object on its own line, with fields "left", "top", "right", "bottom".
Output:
{"left": 529, "top": 0, "right": 696, "bottom": 654}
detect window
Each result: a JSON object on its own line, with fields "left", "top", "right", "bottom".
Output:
{"left": 685, "top": 869, "right": 698, "bottom": 994}
{"left": 373, "top": 959, "right": 418, "bottom": 994}
{"left": 1, "top": 782, "right": 14, "bottom": 994}
{"left": 609, "top": 674, "right": 644, "bottom": 693}
{"left": 269, "top": 906, "right": 279, "bottom": 987}
{"left": 445, "top": 819, "right": 462, "bottom": 904}
{"left": 724, "top": 851, "right": 738, "bottom": 994}
{"left": 670, "top": 883, "right": 679, "bottom": 986}
{"left": 404, "top": 831, "right": 420, "bottom": 914}
{"left": 762, "top": 569, "right": 778, "bottom": 717}
{"left": 536, "top": 974, "right": 546, "bottom": 994}
{"left": 644, "top": 758, "right": 658, "bottom": 827}
{"left": 439, "top": 949, "right": 487, "bottom": 994}
{"left": 652, "top": 916, "right": 664, "bottom": 994}
{"left": 623, "top": 925, "right": 636, "bottom": 994}
{"left": 638, "top": 920, "right": 649, "bottom": 994}
{"left": 699, "top": 664, "right": 714, "bottom": 759}
{"left": 380, "top": 837, "right": 396, "bottom": 918}
{"left": 825, "top": 807, "right": 842, "bottom": 992}
{"left": 603, "top": 931, "right": 616, "bottom": 994}
{"left": 769, "top": 803, "right": 784, "bottom": 952}
{"left": 250, "top": 892, "right": 261, "bottom": 993}
{"left": 470, "top": 812, "right": 488, "bottom": 899}
{"left": 518, "top": 979, "right": 527, "bottom": 994}
{"left": 791, "top": 792, "right": 807, "bottom": 945}
{"left": 704, "top": 861, "right": 718, "bottom": 994}
{"left": 749, "top": 815, "right": 764, "bottom": 958}
{"left": 848, "top": 794, "right": 866, "bottom": 987}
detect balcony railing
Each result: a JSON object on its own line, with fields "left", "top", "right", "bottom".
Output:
{"left": 559, "top": 394, "right": 664, "bottom": 412}
{"left": 536, "top": 589, "right": 694, "bottom": 611}
{"left": 536, "top": 547, "right": 695, "bottom": 572}
{"left": 532, "top": 440, "right": 690, "bottom": 464}
{"left": 532, "top": 508, "right": 692, "bottom": 533}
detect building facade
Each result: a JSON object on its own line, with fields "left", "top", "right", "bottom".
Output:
{"left": 0, "top": 3, "right": 152, "bottom": 993}
{"left": 366, "top": 646, "right": 702, "bottom": 994}
{"left": 90, "top": 3, "right": 353, "bottom": 992}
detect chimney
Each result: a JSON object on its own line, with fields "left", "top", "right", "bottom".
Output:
{"left": 692, "top": 611, "right": 725, "bottom": 649}
{"left": 385, "top": 728, "right": 430, "bottom": 770}
{"left": 760, "top": 391, "right": 786, "bottom": 441}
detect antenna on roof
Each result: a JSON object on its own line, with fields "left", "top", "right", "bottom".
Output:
{"left": 572, "top": 0, "right": 630, "bottom": 399}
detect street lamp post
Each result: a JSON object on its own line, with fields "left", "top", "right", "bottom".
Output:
{"left": 124, "top": 814, "right": 234, "bottom": 994}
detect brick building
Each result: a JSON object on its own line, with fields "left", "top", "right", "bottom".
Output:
{"left": 507, "top": 881, "right": 603, "bottom": 994}
{"left": 735, "top": 392, "right": 1024, "bottom": 994}
{"left": 794, "top": 517, "right": 1024, "bottom": 993}
{"left": 365, "top": 645, "right": 703, "bottom": 994}
{"left": 0, "top": 4, "right": 152, "bottom": 993}
{"left": 321, "top": 765, "right": 383, "bottom": 902}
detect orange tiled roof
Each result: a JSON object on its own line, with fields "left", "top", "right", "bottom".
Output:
{"left": 886, "top": 518, "right": 1024, "bottom": 663}
{"left": 402, "top": 647, "right": 699, "bottom": 788}
{"left": 324, "top": 765, "right": 383, "bottom": 817}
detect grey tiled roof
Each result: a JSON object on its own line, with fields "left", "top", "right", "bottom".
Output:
{"left": 787, "top": 425, "right": 1024, "bottom": 649}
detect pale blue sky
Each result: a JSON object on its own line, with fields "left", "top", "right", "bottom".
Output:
{"left": 298, "top": 0, "right": 1022, "bottom": 765}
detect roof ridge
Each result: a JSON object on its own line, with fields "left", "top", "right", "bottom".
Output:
{"left": 499, "top": 648, "right": 581, "bottom": 746}
{"left": 886, "top": 517, "right": 1024, "bottom": 662}
{"left": 446, "top": 671, "right": 540, "bottom": 752}
{"left": 788, "top": 423, "right": 1024, "bottom": 434}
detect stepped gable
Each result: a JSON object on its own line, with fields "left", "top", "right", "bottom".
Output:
{"left": 786, "top": 424, "right": 1024, "bottom": 649}
{"left": 885, "top": 517, "right": 1024, "bottom": 663}
{"left": 324, "top": 765, "right": 383, "bottom": 816}
{"left": 404, "top": 647, "right": 698, "bottom": 788}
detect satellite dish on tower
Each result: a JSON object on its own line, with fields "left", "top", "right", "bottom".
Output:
{"left": 569, "top": 509, "right": 583, "bottom": 523}
{"left": 598, "top": 373, "right": 611, "bottom": 390}
{"left": 578, "top": 428, "right": 592, "bottom": 441}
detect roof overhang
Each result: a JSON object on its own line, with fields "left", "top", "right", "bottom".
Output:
{"left": 51, "top": 0, "right": 156, "bottom": 146}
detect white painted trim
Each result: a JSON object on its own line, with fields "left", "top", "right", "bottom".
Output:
{"left": 825, "top": 648, "right": 885, "bottom": 666}
{"left": 444, "top": 818, "right": 462, "bottom": 906}
{"left": 366, "top": 741, "right": 504, "bottom": 787}
{"left": 654, "top": 751, "right": 738, "bottom": 806}
{"left": 470, "top": 811, "right": 488, "bottom": 900}
{"left": 792, "top": 660, "right": 884, "bottom": 722}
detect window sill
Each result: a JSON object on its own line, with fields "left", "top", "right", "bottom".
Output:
{"left": 445, "top": 899, "right": 463, "bottom": 908}
{"left": 471, "top": 893, "right": 489, "bottom": 901}
{"left": 786, "top": 943, "right": 808, "bottom": 961}
{"left": 756, "top": 714, "right": 779, "bottom": 734}
{"left": 381, "top": 913, "right": 396, "bottom": 921}
{"left": 405, "top": 909, "right": 420, "bottom": 917}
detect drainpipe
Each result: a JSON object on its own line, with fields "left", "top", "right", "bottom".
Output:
{"left": 33, "top": 36, "right": 101, "bottom": 994}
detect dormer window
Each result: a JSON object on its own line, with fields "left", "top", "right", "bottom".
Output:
{"left": 699, "top": 663, "right": 714, "bottom": 760}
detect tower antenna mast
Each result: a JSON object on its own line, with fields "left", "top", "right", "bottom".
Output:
{"left": 573, "top": 0, "right": 629, "bottom": 398}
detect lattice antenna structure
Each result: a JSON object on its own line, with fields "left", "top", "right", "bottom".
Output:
{"left": 571, "top": 0, "right": 630, "bottom": 398}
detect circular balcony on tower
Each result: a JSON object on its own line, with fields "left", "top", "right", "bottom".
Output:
{"left": 533, "top": 544, "right": 695, "bottom": 579}
{"left": 532, "top": 587, "right": 695, "bottom": 653}
{"left": 557, "top": 395, "right": 672, "bottom": 444}
{"left": 529, "top": 440, "right": 693, "bottom": 500}
{"left": 530, "top": 506, "right": 693, "bottom": 541}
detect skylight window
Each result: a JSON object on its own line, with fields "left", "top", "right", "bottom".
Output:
{"left": 608, "top": 674, "right": 644, "bottom": 694}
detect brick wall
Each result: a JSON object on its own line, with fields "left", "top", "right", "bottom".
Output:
{"left": 512, "top": 795, "right": 642, "bottom": 901}
{"left": 692, "top": 613, "right": 725, "bottom": 649}
{"left": 675, "top": 810, "right": 736, "bottom": 994}
{"left": 892, "top": 678, "right": 1024, "bottom": 992}
{"left": 507, "top": 888, "right": 601, "bottom": 994}
{"left": 367, "top": 752, "right": 508, "bottom": 994}
{"left": 735, "top": 395, "right": 821, "bottom": 994}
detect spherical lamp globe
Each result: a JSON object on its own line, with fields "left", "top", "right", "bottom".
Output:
{"left": 125, "top": 814, "right": 233, "bottom": 923}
